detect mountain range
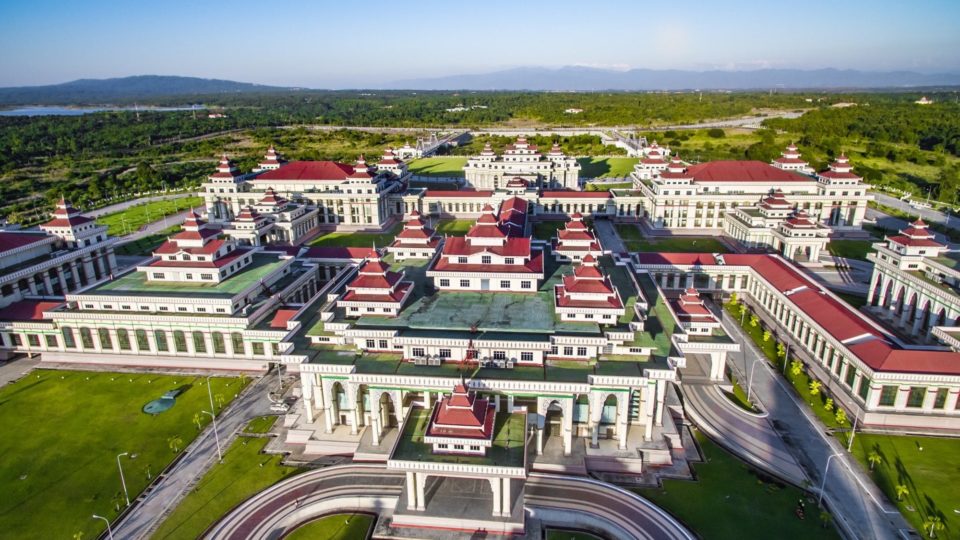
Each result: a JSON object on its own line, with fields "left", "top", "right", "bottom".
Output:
{"left": 388, "top": 66, "right": 960, "bottom": 91}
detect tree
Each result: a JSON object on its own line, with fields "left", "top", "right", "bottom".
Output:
{"left": 809, "top": 380, "right": 822, "bottom": 396}
{"left": 923, "top": 515, "right": 944, "bottom": 538}
{"left": 215, "top": 393, "right": 224, "bottom": 410}
{"left": 895, "top": 484, "right": 909, "bottom": 501}
{"left": 193, "top": 412, "right": 203, "bottom": 430}
{"left": 776, "top": 342, "right": 786, "bottom": 359}
{"left": 73, "top": 532, "right": 84, "bottom": 540}
{"left": 750, "top": 315, "right": 759, "bottom": 328}
{"left": 868, "top": 450, "right": 882, "bottom": 471}
{"left": 790, "top": 360, "right": 802, "bottom": 377}
{"left": 835, "top": 408, "right": 847, "bottom": 426}
{"left": 168, "top": 435, "right": 183, "bottom": 453}
{"left": 824, "top": 398, "right": 834, "bottom": 412}
{"left": 730, "top": 292, "right": 739, "bottom": 305}
{"left": 763, "top": 330, "right": 772, "bottom": 342}
{"left": 819, "top": 510, "right": 832, "bottom": 529}
{"left": 707, "top": 128, "right": 726, "bottom": 138}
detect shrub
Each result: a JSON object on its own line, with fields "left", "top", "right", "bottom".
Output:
{"left": 707, "top": 128, "right": 726, "bottom": 138}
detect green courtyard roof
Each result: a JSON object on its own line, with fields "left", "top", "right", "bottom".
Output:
{"left": 392, "top": 408, "right": 527, "bottom": 468}
{"left": 84, "top": 254, "right": 289, "bottom": 299}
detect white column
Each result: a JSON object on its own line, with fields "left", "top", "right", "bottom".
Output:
{"left": 300, "top": 373, "right": 315, "bottom": 424}
{"left": 351, "top": 407, "right": 360, "bottom": 435}
{"left": 56, "top": 266, "right": 69, "bottom": 293}
{"left": 562, "top": 403, "right": 573, "bottom": 457}
{"left": 502, "top": 478, "right": 512, "bottom": 516}
{"left": 415, "top": 473, "right": 426, "bottom": 511}
{"left": 536, "top": 423, "right": 544, "bottom": 455}
{"left": 490, "top": 477, "right": 502, "bottom": 516}
{"left": 591, "top": 421, "right": 599, "bottom": 447}
{"left": 406, "top": 472, "right": 418, "bottom": 511}
{"left": 324, "top": 406, "right": 334, "bottom": 434}
{"left": 655, "top": 381, "right": 666, "bottom": 427}
{"left": 370, "top": 414, "right": 380, "bottom": 446}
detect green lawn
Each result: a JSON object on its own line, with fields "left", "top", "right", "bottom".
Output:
{"left": 114, "top": 225, "right": 181, "bottom": 257}
{"left": 546, "top": 530, "right": 605, "bottom": 540}
{"left": 616, "top": 224, "right": 730, "bottom": 253}
{"left": 308, "top": 224, "right": 401, "bottom": 248}
{"left": 849, "top": 434, "right": 960, "bottom": 538}
{"left": 638, "top": 430, "right": 841, "bottom": 540}
{"left": 533, "top": 220, "right": 566, "bottom": 241}
{"left": 244, "top": 415, "right": 278, "bottom": 434}
{"left": 407, "top": 157, "right": 468, "bottom": 177}
{"left": 435, "top": 218, "right": 474, "bottom": 236}
{"left": 723, "top": 372, "right": 759, "bottom": 413}
{"left": 284, "top": 513, "right": 375, "bottom": 540}
{"left": 827, "top": 240, "right": 876, "bottom": 261}
{"left": 577, "top": 157, "right": 638, "bottom": 178}
{"left": 151, "top": 435, "right": 298, "bottom": 539}
{"left": 97, "top": 196, "right": 203, "bottom": 237}
{"left": 0, "top": 370, "right": 245, "bottom": 540}
{"left": 585, "top": 181, "right": 633, "bottom": 192}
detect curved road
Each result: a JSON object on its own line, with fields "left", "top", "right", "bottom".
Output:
{"left": 205, "top": 464, "right": 693, "bottom": 540}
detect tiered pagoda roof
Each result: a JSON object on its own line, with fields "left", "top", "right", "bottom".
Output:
{"left": 210, "top": 154, "right": 242, "bottom": 181}
{"left": 340, "top": 253, "right": 412, "bottom": 305}
{"left": 425, "top": 382, "right": 495, "bottom": 441}
{"left": 41, "top": 198, "right": 94, "bottom": 229}
{"left": 670, "top": 288, "right": 717, "bottom": 325}
{"left": 555, "top": 255, "right": 624, "bottom": 310}
{"left": 391, "top": 210, "right": 440, "bottom": 249}
{"left": 887, "top": 218, "right": 946, "bottom": 249}
{"left": 258, "top": 146, "right": 284, "bottom": 170}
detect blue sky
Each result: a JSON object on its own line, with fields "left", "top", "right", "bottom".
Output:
{"left": 1, "top": 0, "right": 958, "bottom": 88}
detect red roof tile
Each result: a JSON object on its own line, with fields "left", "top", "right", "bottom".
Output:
{"left": 0, "top": 300, "right": 63, "bottom": 322}
{"left": 0, "top": 232, "right": 49, "bottom": 254}
{"left": 251, "top": 161, "right": 354, "bottom": 182}
{"left": 686, "top": 161, "right": 811, "bottom": 182}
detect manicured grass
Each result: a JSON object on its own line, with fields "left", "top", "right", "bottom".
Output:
{"left": 637, "top": 430, "right": 841, "bottom": 540}
{"left": 284, "top": 513, "right": 375, "bottom": 540}
{"left": 0, "top": 370, "right": 245, "bottom": 540}
{"left": 244, "top": 415, "right": 278, "bottom": 434}
{"left": 533, "top": 220, "right": 566, "bottom": 241}
{"left": 723, "top": 373, "right": 759, "bottom": 414}
{"left": 97, "top": 196, "right": 203, "bottom": 237}
{"left": 546, "top": 530, "right": 604, "bottom": 540}
{"left": 577, "top": 157, "right": 638, "bottom": 178}
{"left": 849, "top": 434, "right": 960, "bottom": 538}
{"left": 585, "top": 181, "right": 632, "bottom": 192}
{"left": 827, "top": 240, "right": 876, "bottom": 261}
{"left": 308, "top": 224, "right": 401, "bottom": 248}
{"left": 151, "top": 436, "right": 298, "bottom": 540}
{"left": 407, "top": 157, "right": 468, "bottom": 177}
{"left": 114, "top": 225, "right": 181, "bottom": 257}
{"left": 435, "top": 219, "right": 474, "bottom": 236}
{"left": 615, "top": 224, "right": 729, "bottom": 253}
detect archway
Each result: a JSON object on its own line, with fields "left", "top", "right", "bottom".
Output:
{"left": 543, "top": 400, "right": 563, "bottom": 441}
{"left": 599, "top": 394, "right": 619, "bottom": 440}
{"left": 331, "top": 382, "right": 346, "bottom": 426}
{"left": 379, "top": 392, "right": 397, "bottom": 429}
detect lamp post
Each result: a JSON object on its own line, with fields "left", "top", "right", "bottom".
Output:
{"left": 116, "top": 452, "right": 130, "bottom": 507}
{"left": 746, "top": 355, "right": 761, "bottom": 405}
{"left": 818, "top": 451, "right": 844, "bottom": 508}
{"left": 847, "top": 407, "right": 861, "bottom": 452}
{"left": 92, "top": 515, "right": 114, "bottom": 540}
{"left": 202, "top": 410, "right": 223, "bottom": 461}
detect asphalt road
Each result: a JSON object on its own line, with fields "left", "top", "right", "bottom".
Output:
{"left": 873, "top": 193, "right": 958, "bottom": 231}
{"left": 593, "top": 218, "right": 627, "bottom": 253}
{"left": 113, "top": 376, "right": 275, "bottom": 540}
{"left": 82, "top": 193, "right": 197, "bottom": 219}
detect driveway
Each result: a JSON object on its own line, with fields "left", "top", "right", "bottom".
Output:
{"left": 594, "top": 219, "right": 626, "bottom": 253}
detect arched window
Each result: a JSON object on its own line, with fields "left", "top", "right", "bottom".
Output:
{"left": 61, "top": 327, "right": 76, "bottom": 349}
{"left": 231, "top": 333, "right": 244, "bottom": 355}
{"left": 155, "top": 330, "right": 169, "bottom": 352}
{"left": 135, "top": 329, "right": 149, "bottom": 350}
{"left": 80, "top": 327, "right": 94, "bottom": 349}
{"left": 173, "top": 330, "right": 187, "bottom": 352}
{"left": 192, "top": 331, "right": 206, "bottom": 353}
{"left": 212, "top": 332, "right": 226, "bottom": 354}
{"left": 116, "top": 329, "right": 131, "bottom": 351}
{"left": 97, "top": 328, "right": 113, "bottom": 350}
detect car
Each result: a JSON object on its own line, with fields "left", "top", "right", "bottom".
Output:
{"left": 270, "top": 402, "right": 290, "bottom": 413}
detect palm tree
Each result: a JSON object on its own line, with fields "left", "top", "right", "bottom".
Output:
{"left": 112, "top": 491, "right": 125, "bottom": 512}
{"left": 73, "top": 531, "right": 84, "bottom": 540}
{"left": 868, "top": 450, "right": 882, "bottom": 471}
{"left": 809, "top": 380, "right": 822, "bottom": 396}
{"left": 790, "top": 360, "right": 802, "bottom": 377}
{"left": 895, "top": 484, "right": 909, "bottom": 501}
{"left": 818, "top": 510, "right": 832, "bottom": 529}
{"left": 192, "top": 412, "right": 203, "bottom": 431}
{"left": 824, "top": 398, "right": 834, "bottom": 412}
{"left": 835, "top": 408, "right": 847, "bottom": 426}
{"left": 215, "top": 393, "right": 225, "bottom": 410}
{"left": 762, "top": 330, "right": 772, "bottom": 342}
{"left": 749, "top": 315, "right": 759, "bottom": 327}
{"left": 923, "top": 515, "right": 944, "bottom": 538}
{"left": 168, "top": 435, "right": 183, "bottom": 453}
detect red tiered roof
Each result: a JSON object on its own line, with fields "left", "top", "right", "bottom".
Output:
{"left": 0, "top": 299, "right": 63, "bottom": 322}
{"left": 43, "top": 198, "right": 94, "bottom": 228}
{"left": 0, "top": 232, "right": 49, "bottom": 255}
{"left": 426, "top": 383, "right": 495, "bottom": 440}
{"left": 686, "top": 161, "right": 811, "bottom": 182}
{"left": 252, "top": 161, "right": 355, "bottom": 182}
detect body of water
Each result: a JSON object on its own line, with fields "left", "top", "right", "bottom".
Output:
{"left": 0, "top": 105, "right": 205, "bottom": 117}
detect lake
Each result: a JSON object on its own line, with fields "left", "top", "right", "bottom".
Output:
{"left": 0, "top": 105, "right": 205, "bottom": 117}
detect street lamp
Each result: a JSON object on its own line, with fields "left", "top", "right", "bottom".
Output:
{"left": 205, "top": 376, "right": 222, "bottom": 462}
{"left": 202, "top": 410, "right": 223, "bottom": 461}
{"left": 92, "top": 515, "right": 114, "bottom": 540}
{"left": 847, "top": 407, "right": 861, "bottom": 452}
{"left": 746, "top": 355, "right": 761, "bottom": 405}
{"left": 116, "top": 452, "right": 130, "bottom": 507}
{"left": 818, "top": 451, "right": 844, "bottom": 508}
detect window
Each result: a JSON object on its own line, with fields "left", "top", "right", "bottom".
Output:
{"left": 379, "top": 339, "right": 388, "bottom": 350}
{"left": 155, "top": 330, "right": 169, "bottom": 352}
{"left": 493, "top": 350, "right": 506, "bottom": 360}
{"left": 439, "top": 278, "right": 450, "bottom": 287}
{"left": 505, "top": 258, "right": 515, "bottom": 264}
{"left": 458, "top": 256, "right": 468, "bottom": 264}
{"left": 439, "top": 348, "right": 452, "bottom": 358}
{"left": 152, "top": 273, "right": 165, "bottom": 279}
{"left": 201, "top": 274, "right": 213, "bottom": 280}
{"left": 857, "top": 377, "right": 870, "bottom": 401}
{"left": 117, "top": 329, "right": 131, "bottom": 351}
{"left": 460, "top": 279, "right": 470, "bottom": 288}
{"left": 11, "top": 334, "right": 22, "bottom": 346}
{"left": 585, "top": 313, "right": 593, "bottom": 319}
{"left": 470, "top": 445, "right": 481, "bottom": 451}
{"left": 481, "top": 255, "right": 492, "bottom": 265}
{"left": 136, "top": 329, "right": 149, "bottom": 351}
{"left": 521, "top": 352, "right": 533, "bottom": 362}
{"left": 934, "top": 388, "right": 949, "bottom": 409}
{"left": 906, "top": 387, "right": 926, "bottom": 408}
{"left": 454, "top": 444, "right": 464, "bottom": 450}
{"left": 45, "top": 335, "right": 57, "bottom": 348}
{"left": 193, "top": 332, "right": 206, "bottom": 353}
{"left": 577, "top": 347, "right": 588, "bottom": 356}
{"left": 521, "top": 281, "right": 531, "bottom": 289}
{"left": 412, "top": 347, "right": 425, "bottom": 357}
{"left": 173, "top": 330, "right": 187, "bottom": 353}
{"left": 232, "top": 333, "right": 244, "bottom": 354}
{"left": 844, "top": 366, "right": 856, "bottom": 388}
{"left": 563, "top": 346, "right": 574, "bottom": 356}
{"left": 212, "top": 332, "right": 226, "bottom": 354}
{"left": 500, "top": 280, "right": 510, "bottom": 288}
{"left": 366, "top": 339, "right": 376, "bottom": 349}
{"left": 62, "top": 327, "right": 76, "bottom": 349}
{"left": 98, "top": 329, "right": 113, "bottom": 350}
{"left": 27, "top": 334, "right": 41, "bottom": 347}
{"left": 252, "top": 342, "right": 265, "bottom": 356}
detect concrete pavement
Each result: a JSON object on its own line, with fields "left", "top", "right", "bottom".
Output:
{"left": 874, "top": 193, "right": 958, "bottom": 232}
{"left": 714, "top": 303, "right": 913, "bottom": 540}
{"left": 0, "top": 354, "right": 41, "bottom": 388}
{"left": 593, "top": 218, "right": 626, "bottom": 253}
{"left": 113, "top": 375, "right": 275, "bottom": 540}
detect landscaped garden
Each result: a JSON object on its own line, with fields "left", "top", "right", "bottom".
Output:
{"left": 114, "top": 225, "right": 181, "bottom": 257}
{"left": 435, "top": 218, "right": 474, "bottom": 236}
{"left": 533, "top": 220, "right": 566, "bottom": 241}
{"left": 576, "top": 157, "right": 639, "bottom": 178}
{"left": 637, "top": 430, "right": 840, "bottom": 540}
{"left": 827, "top": 239, "right": 876, "bottom": 262}
{"left": 96, "top": 196, "right": 203, "bottom": 237}
{"left": 616, "top": 224, "right": 730, "bottom": 253}
{"left": 283, "top": 513, "right": 375, "bottom": 540}
{"left": 308, "top": 223, "right": 401, "bottom": 247}
{"left": 151, "top": 431, "right": 298, "bottom": 539}
{"left": 407, "top": 157, "right": 468, "bottom": 177}
{"left": 0, "top": 370, "right": 245, "bottom": 540}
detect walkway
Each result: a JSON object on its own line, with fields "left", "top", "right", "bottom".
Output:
{"left": 679, "top": 374, "right": 807, "bottom": 485}
{"left": 82, "top": 193, "right": 196, "bottom": 219}
{"left": 113, "top": 375, "right": 275, "bottom": 540}
{"left": 114, "top": 206, "right": 205, "bottom": 246}
{"left": 204, "top": 465, "right": 694, "bottom": 540}
{"left": 593, "top": 219, "right": 626, "bottom": 253}
{"left": 714, "top": 303, "right": 913, "bottom": 540}
{"left": 0, "top": 354, "right": 41, "bottom": 389}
